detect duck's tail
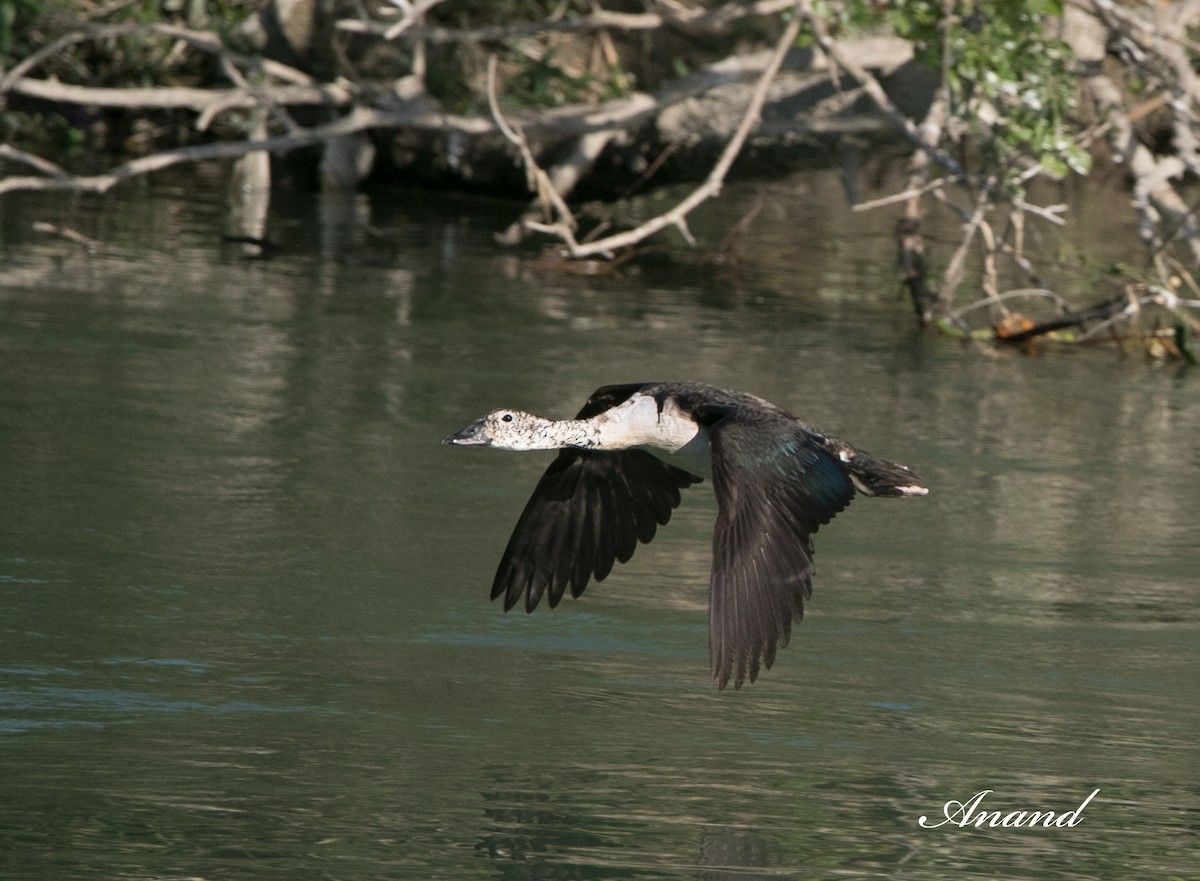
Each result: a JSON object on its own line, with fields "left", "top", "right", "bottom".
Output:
{"left": 820, "top": 436, "right": 929, "bottom": 498}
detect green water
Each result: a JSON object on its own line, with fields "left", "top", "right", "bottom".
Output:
{"left": 1, "top": 171, "right": 1197, "bottom": 880}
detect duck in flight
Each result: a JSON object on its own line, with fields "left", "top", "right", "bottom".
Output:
{"left": 444, "top": 382, "right": 927, "bottom": 690}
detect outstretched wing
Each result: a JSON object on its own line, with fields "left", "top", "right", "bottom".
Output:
{"left": 702, "top": 404, "right": 857, "bottom": 690}
{"left": 492, "top": 384, "right": 701, "bottom": 612}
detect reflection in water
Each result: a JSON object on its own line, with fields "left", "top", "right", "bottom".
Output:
{"left": 475, "top": 768, "right": 787, "bottom": 880}
{"left": 0, "top": 170, "right": 1197, "bottom": 881}
{"left": 696, "top": 828, "right": 777, "bottom": 881}
{"left": 227, "top": 121, "right": 271, "bottom": 258}
{"left": 476, "top": 780, "right": 634, "bottom": 876}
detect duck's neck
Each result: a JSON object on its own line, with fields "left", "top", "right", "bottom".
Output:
{"left": 548, "top": 400, "right": 706, "bottom": 454}
{"left": 528, "top": 408, "right": 710, "bottom": 477}
{"left": 537, "top": 417, "right": 604, "bottom": 450}
{"left": 530, "top": 414, "right": 661, "bottom": 452}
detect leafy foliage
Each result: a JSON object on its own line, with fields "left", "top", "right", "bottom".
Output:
{"left": 844, "top": 0, "right": 1089, "bottom": 190}
{"left": 504, "top": 46, "right": 629, "bottom": 108}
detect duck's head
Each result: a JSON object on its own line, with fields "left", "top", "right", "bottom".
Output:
{"left": 442, "top": 409, "right": 559, "bottom": 451}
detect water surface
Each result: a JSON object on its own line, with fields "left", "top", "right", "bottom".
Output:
{"left": 1, "top": 169, "right": 1197, "bottom": 880}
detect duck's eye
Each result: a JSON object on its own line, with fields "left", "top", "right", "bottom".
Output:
{"left": 501, "top": 413, "right": 513, "bottom": 423}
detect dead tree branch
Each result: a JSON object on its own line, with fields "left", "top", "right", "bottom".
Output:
{"left": 798, "top": 0, "right": 968, "bottom": 184}
{"left": 0, "top": 144, "right": 68, "bottom": 178}
{"left": 497, "top": 0, "right": 805, "bottom": 258}
{"left": 894, "top": 92, "right": 949, "bottom": 325}
{"left": 378, "top": 0, "right": 452, "bottom": 40}
{"left": 336, "top": 0, "right": 796, "bottom": 42}
{"left": 0, "top": 106, "right": 479, "bottom": 196}
{"left": 1069, "top": 1, "right": 1200, "bottom": 268}
{"left": 0, "top": 22, "right": 315, "bottom": 96}
{"left": 487, "top": 54, "right": 581, "bottom": 241}
{"left": 7, "top": 77, "right": 355, "bottom": 114}
{"left": 0, "top": 5, "right": 833, "bottom": 205}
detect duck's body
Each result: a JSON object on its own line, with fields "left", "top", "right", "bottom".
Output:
{"left": 444, "top": 382, "right": 927, "bottom": 690}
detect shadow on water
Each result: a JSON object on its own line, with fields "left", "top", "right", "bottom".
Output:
{"left": 0, "top": 166, "right": 1198, "bottom": 880}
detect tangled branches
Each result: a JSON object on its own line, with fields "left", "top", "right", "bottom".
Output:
{"left": 830, "top": 0, "right": 1200, "bottom": 356}
{"left": 3, "top": 1, "right": 1200, "bottom": 358}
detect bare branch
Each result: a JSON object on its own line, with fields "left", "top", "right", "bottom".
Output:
{"left": 892, "top": 87, "right": 949, "bottom": 325}
{"left": 937, "top": 187, "right": 992, "bottom": 311}
{"left": 852, "top": 176, "right": 949, "bottom": 212}
{"left": 1011, "top": 199, "right": 1068, "bottom": 227}
{"left": 32, "top": 221, "right": 100, "bottom": 250}
{"left": 0, "top": 106, "right": 480, "bottom": 196}
{"left": 383, "top": 0, "right": 451, "bottom": 40}
{"left": 0, "top": 144, "right": 68, "bottom": 178}
{"left": 0, "top": 22, "right": 315, "bottom": 96}
{"left": 943, "top": 288, "right": 1069, "bottom": 324}
{"left": 1076, "top": 294, "right": 1141, "bottom": 342}
{"left": 7, "top": 77, "right": 354, "bottom": 113}
{"left": 486, "top": 54, "right": 580, "bottom": 238}
{"left": 798, "top": 0, "right": 969, "bottom": 183}
{"left": 83, "top": 0, "right": 143, "bottom": 20}
{"left": 1067, "top": 2, "right": 1200, "bottom": 267}
{"left": 515, "top": 0, "right": 806, "bottom": 259}
{"left": 978, "top": 217, "right": 1002, "bottom": 313}
{"left": 337, "top": 0, "right": 796, "bottom": 42}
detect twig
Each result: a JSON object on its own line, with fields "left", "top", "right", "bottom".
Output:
{"left": 202, "top": 54, "right": 295, "bottom": 135}
{"left": 0, "top": 144, "right": 69, "bottom": 178}
{"left": 0, "top": 22, "right": 315, "bottom": 96}
{"left": 895, "top": 87, "right": 948, "bottom": 325}
{"left": 931, "top": 185, "right": 972, "bottom": 222}
{"left": 337, "top": 0, "right": 797, "bottom": 42}
{"left": 0, "top": 106, "right": 476, "bottom": 196}
{"left": 383, "top": 0, "right": 450, "bottom": 40}
{"left": 937, "top": 186, "right": 992, "bottom": 310}
{"left": 978, "top": 217, "right": 1004, "bottom": 315}
{"left": 0, "top": 78, "right": 679, "bottom": 198}
{"left": 852, "top": 176, "right": 949, "bottom": 212}
{"left": 1069, "top": 2, "right": 1200, "bottom": 268}
{"left": 486, "top": 55, "right": 580, "bottom": 239}
{"left": 998, "top": 210, "right": 1041, "bottom": 286}
{"left": 83, "top": 0, "right": 143, "bottom": 21}
{"left": 798, "top": 0, "right": 970, "bottom": 184}
{"left": 717, "top": 191, "right": 767, "bottom": 259}
{"left": 8, "top": 77, "right": 354, "bottom": 113}
{"left": 513, "top": 0, "right": 806, "bottom": 258}
{"left": 1076, "top": 295, "right": 1141, "bottom": 342}
{"left": 616, "top": 142, "right": 680, "bottom": 200}
{"left": 1, "top": 20, "right": 341, "bottom": 141}
{"left": 1087, "top": 0, "right": 1200, "bottom": 172}
{"left": 32, "top": 221, "right": 99, "bottom": 251}
{"left": 1011, "top": 198, "right": 1068, "bottom": 226}
{"left": 943, "top": 288, "right": 1069, "bottom": 324}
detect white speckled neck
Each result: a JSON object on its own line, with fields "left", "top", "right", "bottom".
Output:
{"left": 488, "top": 394, "right": 710, "bottom": 473}
{"left": 535, "top": 418, "right": 603, "bottom": 449}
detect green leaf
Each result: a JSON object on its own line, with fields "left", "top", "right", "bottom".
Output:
{"left": 1064, "top": 144, "right": 1093, "bottom": 176}
{"left": 1039, "top": 153, "right": 1069, "bottom": 179}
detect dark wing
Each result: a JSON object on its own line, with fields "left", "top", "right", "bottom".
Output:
{"left": 492, "top": 449, "right": 701, "bottom": 612}
{"left": 701, "top": 405, "right": 857, "bottom": 690}
{"left": 493, "top": 384, "right": 700, "bottom": 613}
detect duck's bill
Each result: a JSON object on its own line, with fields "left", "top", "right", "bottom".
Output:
{"left": 442, "top": 420, "right": 492, "bottom": 446}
